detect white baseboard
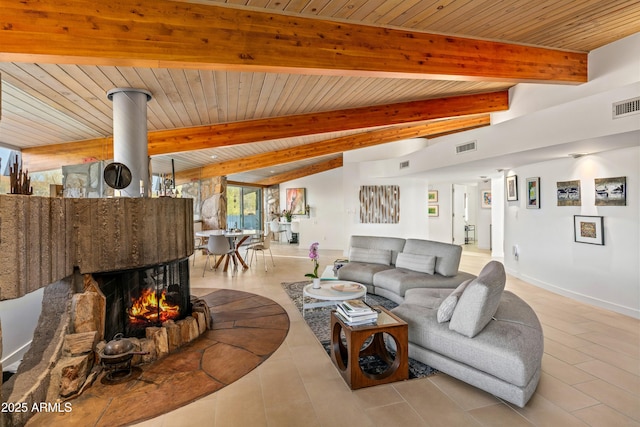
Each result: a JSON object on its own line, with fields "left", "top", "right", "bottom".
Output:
{"left": 1, "top": 341, "right": 31, "bottom": 369}
{"left": 506, "top": 268, "right": 640, "bottom": 319}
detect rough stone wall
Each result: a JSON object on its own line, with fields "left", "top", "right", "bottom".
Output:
{"left": 1, "top": 277, "right": 76, "bottom": 427}
{"left": 265, "top": 185, "right": 280, "bottom": 221}
{"left": 0, "top": 195, "right": 194, "bottom": 301}
{"left": 201, "top": 176, "right": 227, "bottom": 230}
{"left": 0, "top": 195, "right": 72, "bottom": 300}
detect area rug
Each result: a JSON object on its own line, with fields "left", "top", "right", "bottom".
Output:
{"left": 282, "top": 281, "right": 437, "bottom": 379}
{"left": 26, "top": 289, "right": 289, "bottom": 427}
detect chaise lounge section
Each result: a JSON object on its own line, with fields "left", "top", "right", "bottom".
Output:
{"left": 391, "top": 260, "right": 544, "bottom": 407}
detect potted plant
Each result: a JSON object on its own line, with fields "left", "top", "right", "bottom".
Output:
{"left": 305, "top": 242, "right": 321, "bottom": 288}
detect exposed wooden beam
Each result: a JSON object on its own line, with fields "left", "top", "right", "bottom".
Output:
{"left": 22, "top": 92, "right": 507, "bottom": 171}
{"left": 175, "top": 115, "right": 490, "bottom": 183}
{"left": 254, "top": 156, "right": 344, "bottom": 186}
{"left": 1, "top": 0, "right": 587, "bottom": 83}
{"left": 21, "top": 137, "right": 114, "bottom": 173}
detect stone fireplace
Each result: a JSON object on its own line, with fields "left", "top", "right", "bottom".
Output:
{"left": 0, "top": 195, "right": 199, "bottom": 427}
{"left": 95, "top": 258, "right": 191, "bottom": 340}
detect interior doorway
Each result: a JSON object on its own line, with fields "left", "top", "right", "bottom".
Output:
{"left": 452, "top": 184, "right": 467, "bottom": 245}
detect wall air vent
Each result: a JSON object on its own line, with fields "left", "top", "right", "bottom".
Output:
{"left": 456, "top": 140, "right": 477, "bottom": 154}
{"left": 399, "top": 160, "right": 410, "bottom": 169}
{"left": 613, "top": 97, "right": 640, "bottom": 119}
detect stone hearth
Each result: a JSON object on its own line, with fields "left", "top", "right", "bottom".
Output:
{"left": 24, "top": 289, "right": 289, "bottom": 427}
{"left": 0, "top": 195, "right": 195, "bottom": 427}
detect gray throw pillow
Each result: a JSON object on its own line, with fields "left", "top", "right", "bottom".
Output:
{"left": 449, "top": 261, "right": 506, "bottom": 337}
{"left": 395, "top": 252, "right": 436, "bottom": 274}
{"left": 349, "top": 247, "right": 392, "bottom": 265}
{"left": 436, "top": 279, "right": 472, "bottom": 323}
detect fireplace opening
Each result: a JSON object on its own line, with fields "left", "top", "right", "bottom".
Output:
{"left": 95, "top": 258, "right": 191, "bottom": 339}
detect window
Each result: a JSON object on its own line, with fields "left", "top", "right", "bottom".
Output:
{"left": 227, "top": 185, "right": 262, "bottom": 230}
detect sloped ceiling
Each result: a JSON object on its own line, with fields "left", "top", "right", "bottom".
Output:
{"left": 0, "top": 0, "right": 639, "bottom": 184}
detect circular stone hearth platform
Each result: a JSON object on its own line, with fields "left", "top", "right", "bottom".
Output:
{"left": 26, "top": 289, "right": 289, "bottom": 427}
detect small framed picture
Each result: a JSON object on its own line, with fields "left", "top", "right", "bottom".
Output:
{"left": 506, "top": 175, "right": 518, "bottom": 201}
{"left": 428, "top": 190, "right": 438, "bottom": 203}
{"left": 526, "top": 177, "right": 540, "bottom": 209}
{"left": 574, "top": 215, "right": 604, "bottom": 245}
{"left": 595, "top": 176, "right": 626, "bottom": 206}
{"left": 428, "top": 205, "right": 439, "bottom": 217}
{"left": 481, "top": 190, "right": 491, "bottom": 208}
{"left": 557, "top": 180, "right": 581, "bottom": 206}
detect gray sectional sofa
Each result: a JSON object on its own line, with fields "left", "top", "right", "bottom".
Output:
{"left": 392, "top": 260, "right": 544, "bottom": 407}
{"left": 337, "top": 235, "right": 476, "bottom": 303}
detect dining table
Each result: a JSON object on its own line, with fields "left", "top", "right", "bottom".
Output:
{"left": 195, "top": 229, "right": 260, "bottom": 272}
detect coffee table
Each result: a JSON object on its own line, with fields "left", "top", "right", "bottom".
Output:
{"left": 330, "top": 306, "right": 408, "bottom": 389}
{"left": 302, "top": 280, "right": 366, "bottom": 317}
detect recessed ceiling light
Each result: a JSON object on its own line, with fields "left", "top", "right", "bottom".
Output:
{"left": 210, "top": 155, "right": 218, "bottom": 159}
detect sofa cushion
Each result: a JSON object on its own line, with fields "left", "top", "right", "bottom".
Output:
{"left": 395, "top": 252, "right": 436, "bottom": 274}
{"left": 437, "top": 279, "right": 472, "bottom": 323}
{"left": 403, "top": 239, "right": 462, "bottom": 277}
{"left": 449, "top": 261, "right": 506, "bottom": 337}
{"left": 374, "top": 268, "right": 477, "bottom": 297}
{"left": 348, "top": 236, "right": 406, "bottom": 265}
{"left": 337, "top": 262, "right": 394, "bottom": 286}
{"left": 349, "top": 247, "right": 392, "bottom": 265}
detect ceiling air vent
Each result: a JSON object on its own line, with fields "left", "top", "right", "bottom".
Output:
{"left": 399, "top": 160, "right": 410, "bottom": 169}
{"left": 456, "top": 140, "right": 477, "bottom": 154}
{"left": 613, "top": 97, "right": 640, "bottom": 119}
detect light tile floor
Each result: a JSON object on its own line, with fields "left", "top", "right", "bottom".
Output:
{"left": 135, "top": 243, "right": 639, "bottom": 427}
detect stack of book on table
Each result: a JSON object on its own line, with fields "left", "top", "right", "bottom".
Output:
{"left": 335, "top": 299, "right": 379, "bottom": 326}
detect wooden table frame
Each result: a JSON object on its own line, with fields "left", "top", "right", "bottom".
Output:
{"left": 330, "top": 306, "right": 408, "bottom": 389}
{"left": 196, "top": 230, "right": 258, "bottom": 273}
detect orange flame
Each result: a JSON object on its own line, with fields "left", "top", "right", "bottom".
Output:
{"left": 128, "top": 288, "right": 180, "bottom": 324}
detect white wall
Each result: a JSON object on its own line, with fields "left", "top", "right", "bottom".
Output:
{"left": 493, "top": 32, "right": 640, "bottom": 124}
{"left": 0, "top": 288, "right": 44, "bottom": 367}
{"left": 503, "top": 146, "right": 639, "bottom": 317}
{"left": 279, "top": 167, "right": 346, "bottom": 251}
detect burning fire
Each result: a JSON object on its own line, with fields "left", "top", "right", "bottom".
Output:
{"left": 128, "top": 288, "right": 180, "bottom": 324}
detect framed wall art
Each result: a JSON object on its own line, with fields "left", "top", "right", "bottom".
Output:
{"left": 428, "top": 205, "right": 439, "bottom": 217}
{"left": 506, "top": 175, "right": 518, "bottom": 201}
{"left": 285, "top": 188, "right": 307, "bottom": 214}
{"left": 574, "top": 215, "right": 604, "bottom": 245}
{"left": 359, "top": 185, "right": 400, "bottom": 223}
{"left": 481, "top": 190, "right": 491, "bottom": 208}
{"left": 595, "top": 176, "right": 626, "bottom": 206}
{"left": 428, "top": 190, "right": 438, "bottom": 203}
{"left": 557, "top": 180, "right": 581, "bottom": 206}
{"left": 526, "top": 177, "right": 540, "bottom": 209}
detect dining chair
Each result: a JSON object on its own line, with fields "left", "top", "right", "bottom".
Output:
{"left": 242, "top": 229, "right": 266, "bottom": 261}
{"left": 203, "top": 235, "right": 233, "bottom": 276}
{"left": 192, "top": 235, "right": 208, "bottom": 266}
{"left": 269, "top": 219, "right": 287, "bottom": 242}
{"left": 247, "top": 231, "right": 275, "bottom": 271}
{"left": 290, "top": 220, "right": 300, "bottom": 244}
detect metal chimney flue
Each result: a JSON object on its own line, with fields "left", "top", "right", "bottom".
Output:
{"left": 107, "top": 88, "right": 152, "bottom": 197}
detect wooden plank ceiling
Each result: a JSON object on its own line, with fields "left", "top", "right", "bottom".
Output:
{"left": 0, "top": 0, "right": 638, "bottom": 185}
